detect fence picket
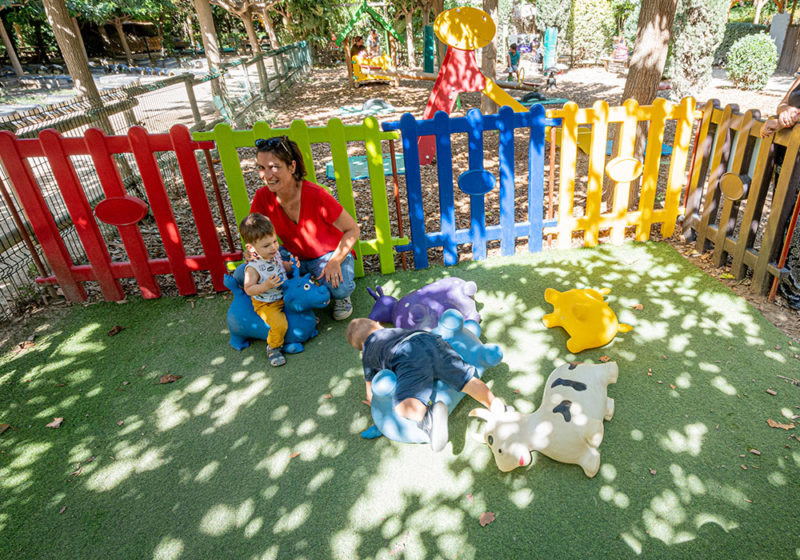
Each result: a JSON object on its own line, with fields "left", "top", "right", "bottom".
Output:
{"left": 127, "top": 126, "right": 196, "bottom": 295}
{"left": 398, "top": 112, "right": 427, "bottom": 268}
{"left": 466, "top": 109, "right": 487, "bottom": 260}
{"left": 585, "top": 101, "right": 609, "bottom": 246}
{"left": 498, "top": 106, "right": 516, "bottom": 256}
{"left": 433, "top": 111, "right": 457, "bottom": 265}
{"left": 527, "top": 104, "right": 546, "bottom": 253}
{"left": 661, "top": 97, "right": 695, "bottom": 238}
{"left": 696, "top": 104, "right": 735, "bottom": 252}
{"left": 636, "top": 98, "right": 669, "bottom": 241}
{"left": 557, "top": 102, "right": 579, "bottom": 248}
{"left": 169, "top": 125, "right": 227, "bottom": 291}
{"left": 363, "top": 116, "right": 395, "bottom": 274}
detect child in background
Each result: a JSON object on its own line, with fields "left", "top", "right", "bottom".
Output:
{"left": 346, "top": 318, "right": 498, "bottom": 452}
{"left": 507, "top": 43, "right": 521, "bottom": 81}
{"left": 240, "top": 213, "right": 289, "bottom": 367}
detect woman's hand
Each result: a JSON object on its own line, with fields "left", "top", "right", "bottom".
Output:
{"left": 244, "top": 247, "right": 260, "bottom": 262}
{"left": 320, "top": 257, "right": 343, "bottom": 289}
{"left": 761, "top": 118, "right": 781, "bottom": 138}
{"left": 778, "top": 106, "right": 800, "bottom": 129}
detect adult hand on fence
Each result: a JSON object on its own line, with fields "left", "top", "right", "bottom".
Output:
{"left": 778, "top": 106, "right": 800, "bottom": 129}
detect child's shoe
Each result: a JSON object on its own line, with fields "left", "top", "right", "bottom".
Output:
{"left": 268, "top": 346, "right": 286, "bottom": 367}
{"left": 418, "top": 401, "right": 448, "bottom": 452}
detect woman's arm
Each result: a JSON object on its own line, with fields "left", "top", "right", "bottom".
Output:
{"left": 319, "top": 209, "right": 360, "bottom": 288}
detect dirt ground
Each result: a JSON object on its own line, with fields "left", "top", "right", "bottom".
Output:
{"left": 3, "top": 64, "right": 800, "bottom": 351}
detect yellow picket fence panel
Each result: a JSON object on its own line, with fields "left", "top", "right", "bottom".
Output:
{"left": 545, "top": 97, "right": 696, "bottom": 248}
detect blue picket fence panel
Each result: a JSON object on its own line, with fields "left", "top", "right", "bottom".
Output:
{"left": 382, "top": 104, "right": 558, "bottom": 269}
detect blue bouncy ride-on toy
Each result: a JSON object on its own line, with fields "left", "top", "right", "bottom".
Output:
{"left": 361, "top": 309, "right": 503, "bottom": 442}
{"left": 223, "top": 261, "right": 330, "bottom": 353}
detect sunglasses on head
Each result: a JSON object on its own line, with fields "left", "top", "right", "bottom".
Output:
{"left": 255, "top": 136, "right": 290, "bottom": 152}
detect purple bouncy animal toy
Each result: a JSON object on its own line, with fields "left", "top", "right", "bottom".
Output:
{"left": 366, "top": 277, "right": 481, "bottom": 330}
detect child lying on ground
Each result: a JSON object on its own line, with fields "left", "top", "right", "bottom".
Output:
{"left": 346, "top": 318, "right": 497, "bottom": 452}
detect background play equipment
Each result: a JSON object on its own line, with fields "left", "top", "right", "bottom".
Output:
{"left": 223, "top": 262, "right": 330, "bottom": 353}
{"left": 470, "top": 361, "right": 618, "bottom": 477}
{"left": 361, "top": 309, "right": 503, "bottom": 443}
{"left": 334, "top": 0, "right": 402, "bottom": 88}
{"left": 351, "top": 52, "right": 394, "bottom": 84}
{"left": 325, "top": 153, "right": 404, "bottom": 181}
{"left": 417, "top": 7, "right": 529, "bottom": 164}
{"left": 542, "top": 287, "right": 633, "bottom": 353}
{"left": 543, "top": 27, "right": 558, "bottom": 71}
{"left": 366, "top": 277, "right": 480, "bottom": 329}
{"left": 339, "top": 98, "right": 396, "bottom": 116}
{"left": 423, "top": 25, "right": 437, "bottom": 73}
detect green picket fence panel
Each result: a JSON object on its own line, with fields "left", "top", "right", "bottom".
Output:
{"left": 193, "top": 117, "right": 407, "bottom": 276}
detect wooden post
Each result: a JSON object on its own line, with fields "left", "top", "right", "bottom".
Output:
{"left": 344, "top": 37, "right": 354, "bottom": 88}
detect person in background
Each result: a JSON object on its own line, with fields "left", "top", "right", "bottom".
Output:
{"left": 506, "top": 43, "right": 521, "bottom": 81}
{"left": 366, "top": 29, "right": 381, "bottom": 58}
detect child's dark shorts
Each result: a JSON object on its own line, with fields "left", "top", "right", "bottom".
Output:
{"left": 390, "top": 332, "right": 477, "bottom": 407}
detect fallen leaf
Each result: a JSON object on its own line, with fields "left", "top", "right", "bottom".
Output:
{"left": 513, "top": 389, "right": 520, "bottom": 394}
{"left": 0, "top": 423, "right": 13, "bottom": 435}
{"left": 56, "top": 383, "right": 66, "bottom": 387}
{"left": 58, "top": 506, "right": 67, "bottom": 515}
{"left": 85, "top": 456, "right": 96, "bottom": 463}
{"left": 598, "top": 355, "right": 611, "bottom": 363}
{"left": 720, "top": 273, "right": 735, "bottom": 279}
{"left": 158, "top": 374, "right": 182, "bottom": 384}
{"left": 767, "top": 418, "right": 795, "bottom": 430}
{"left": 749, "top": 449, "right": 761, "bottom": 456}
{"left": 116, "top": 420, "right": 124, "bottom": 426}
{"left": 122, "top": 381, "right": 130, "bottom": 386}
{"left": 669, "top": 384, "right": 676, "bottom": 389}
{"left": 479, "top": 512, "right": 495, "bottom": 527}
{"left": 46, "top": 417, "right": 64, "bottom": 429}
{"left": 70, "top": 465, "right": 82, "bottom": 477}
{"left": 290, "top": 451, "right": 301, "bottom": 459}
{"left": 649, "top": 468, "right": 656, "bottom": 475}
{"left": 766, "top": 389, "right": 777, "bottom": 396}
{"left": 16, "top": 340, "right": 35, "bottom": 351}
{"left": 107, "top": 325, "right": 125, "bottom": 337}
{"left": 631, "top": 303, "right": 644, "bottom": 310}
{"left": 466, "top": 493, "right": 474, "bottom": 503}
{"left": 661, "top": 355, "right": 668, "bottom": 360}
{"left": 744, "top": 498, "right": 752, "bottom": 503}
{"left": 324, "top": 393, "right": 332, "bottom": 399}
{"left": 775, "top": 345, "right": 782, "bottom": 350}
{"left": 740, "top": 465, "right": 747, "bottom": 470}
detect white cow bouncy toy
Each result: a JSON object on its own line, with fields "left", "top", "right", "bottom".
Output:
{"left": 470, "top": 361, "right": 618, "bottom": 477}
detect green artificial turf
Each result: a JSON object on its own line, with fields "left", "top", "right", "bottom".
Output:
{"left": 1, "top": 241, "right": 799, "bottom": 559}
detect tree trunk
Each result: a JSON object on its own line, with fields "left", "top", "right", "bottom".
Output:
{"left": 112, "top": 18, "right": 134, "bottom": 65}
{"left": 422, "top": 1, "right": 431, "bottom": 27}
{"left": 184, "top": 13, "right": 195, "bottom": 50}
{"left": 481, "top": 0, "right": 499, "bottom": 114}
{"left": 754, "top": 0, "right": 769, "bottom": 24}
{"left": 98, "top": 25, "right": 111, "bottom": 50}
{"left": 0, "top": 13, "right": 23, "bottom": 77}
{"left": 239, "top": 8, "right": 261, "bottom": 55}
{"left": 404, "top": 7, "right": 416, "bottom": 67}
{"left": 260, "top": 9, "right": 278, "bottom": 49}
{"left": 193, "top": 0, "right": 223, "bottom": 97}
{"left": 611, "top": 0, "right": 678, "bottom": 209}
{"left": 72, "top": 17, "right": 89, "bottom": 63}
{"left": 432, "top": 0, "right": 446, "bottom": 67}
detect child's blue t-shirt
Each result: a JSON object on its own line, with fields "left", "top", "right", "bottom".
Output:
{"left": 245, "top": 256, "right": 287, "bottom": 303}
{"left": 508, "top": 51, "right": 521, "bottom": 66}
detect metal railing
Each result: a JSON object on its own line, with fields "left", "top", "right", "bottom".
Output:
{"left": 0, "top": 41, "right": 311, "bottom": 322}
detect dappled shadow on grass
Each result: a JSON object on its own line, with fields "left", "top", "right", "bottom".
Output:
{"left": 1, "top": 241, "right": 799, "bottom": 559}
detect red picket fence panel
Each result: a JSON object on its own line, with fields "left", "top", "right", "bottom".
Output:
{"left": 0, "top": 125, "right": 241, "bottom": 302}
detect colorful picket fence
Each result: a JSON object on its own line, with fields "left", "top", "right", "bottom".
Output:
{"left": 682, "top": 101, "right": 800, "bottom": 295}
{"left": 382, "top": 105, "right": 552, "bottom": 268}
{"left": 192, "top": 117, "right": 408, "bottom": 277}
{"left": 0, "top": 125, "right": 240, "bottom": 302}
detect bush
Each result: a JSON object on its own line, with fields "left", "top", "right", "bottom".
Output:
{"left": 726, "top": 33, "right": 778, "bottom": 90}
{"left": 714, "top": 22, "right": 768, "bottom": 66}
{"left": 567, "top": 0, "right": 616, "bottom": 64}
{"left": 668, "top": 0, "right": 727, "bottom": 100}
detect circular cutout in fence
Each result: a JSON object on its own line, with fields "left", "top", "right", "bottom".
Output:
{"left": 720, "top": 172, "right": 748, "bottom": 201}
{"left": 458, "top": 169, "right": 496, "bottom": 196}
{"left": 94, "top": 195, "right": 149, "bottom": 226}
{"left": 605, "top": 157, "right": 643, "bottom": 183}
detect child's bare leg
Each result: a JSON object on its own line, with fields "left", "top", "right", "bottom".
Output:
{"left": 394, "top": 398, "right": 427, "bottom": 422}
{"left": 462, "top": 378, "right": 495, "bottom": 409}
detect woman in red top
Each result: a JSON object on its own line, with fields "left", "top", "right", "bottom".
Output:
{"left": 251, "top": 136, "right": 360, "bottom": 320}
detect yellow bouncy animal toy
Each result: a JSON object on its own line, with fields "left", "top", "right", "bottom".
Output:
{"left": 542, "top": 288, "right": 632, "bottom": 353}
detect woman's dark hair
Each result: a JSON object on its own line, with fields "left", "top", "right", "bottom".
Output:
{"left": 255, "top": 135, "right": 306, "bottom": 181}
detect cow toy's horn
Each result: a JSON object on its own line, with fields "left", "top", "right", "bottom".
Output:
{"left": 469, "top": 408, "right": 492, "bottom": 421}
{"left": 366, "top": 287, "right": 379, "bottom": 301}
